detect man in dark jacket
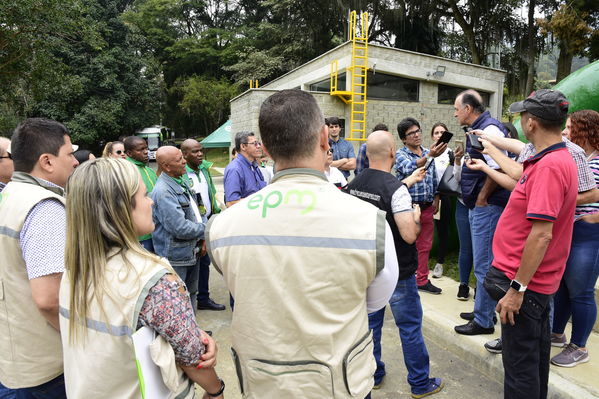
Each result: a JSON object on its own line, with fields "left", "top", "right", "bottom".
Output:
{"left": 346, "top": 130, "right": 444, "bottom": 398}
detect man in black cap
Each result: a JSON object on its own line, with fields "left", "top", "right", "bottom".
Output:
{"left": 476, "top": 89, "right": 577, "bottom": 398}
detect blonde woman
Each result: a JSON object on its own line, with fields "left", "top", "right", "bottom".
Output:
{"left": 102, "top": 140, "right": 126, "bottom": 159}
{"left": 60, "top": 158, "right": 224, "bottom": 399}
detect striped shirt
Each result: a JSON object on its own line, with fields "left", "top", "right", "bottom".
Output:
{"left": 576, "top": 154, "right": 599, "bottom": 217}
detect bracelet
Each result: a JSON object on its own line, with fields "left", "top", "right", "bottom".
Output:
{"left": 206, "top": 378, "right": 225, "bottom": 398}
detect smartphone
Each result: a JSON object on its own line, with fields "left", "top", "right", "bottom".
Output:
{"left": 424, "top": 156, "right": 434, "bottom": 170}
{"left": 438, "top": 130, "right": 453, "bottom": 144}
{"left": 455, "top": 139, "right": 464, "bottom": 153}
{"left": 467, "top": 134, "right": 484, "bottom": 151}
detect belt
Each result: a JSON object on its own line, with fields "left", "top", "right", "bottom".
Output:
{"left": 415, "top": 201, "right": 433, "bottom": 210}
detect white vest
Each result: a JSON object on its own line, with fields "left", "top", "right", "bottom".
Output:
{"left": 207, "top": 168, "right": 386, "bottom": 398}
{"left": 59, "top": 250, "right": 195, "bottom": 399}
{"left": 0, "top": 181, "right": 65, "bottom": 388}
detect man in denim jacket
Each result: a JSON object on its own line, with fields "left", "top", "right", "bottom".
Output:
{"left": 151, "top": 146, "right": 205, "bottom": 310}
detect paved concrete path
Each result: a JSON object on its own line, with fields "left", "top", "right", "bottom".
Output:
{"left": 196, "top": 273, "right": 504, "bottom": 399}
{"left": 194, "top": 169, "right": 599, "bottom": 398}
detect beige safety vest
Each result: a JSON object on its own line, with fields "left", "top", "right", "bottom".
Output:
{"left": 0, "top": 181, "right": 65, "bottom": 388}
{"left": 59, "top": 250, "right": 196, "bottom": 399}
{"left": 207, "top": 168, "right": 386, "bottom": 398}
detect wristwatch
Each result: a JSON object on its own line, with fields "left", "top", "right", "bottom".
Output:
{"left": 206, "top": 378, "right": 225, "bottom": 398}
{"left": 510, "top": 279, "right": 527, "bottom": 292}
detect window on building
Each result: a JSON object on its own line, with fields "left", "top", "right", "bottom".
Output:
{"left": 438, "top": 84, "right": 490, "bottom": 106}
{"left": 366, "top": 72, "right": 419, "bottom": 101}
{"left": 309, "top": 73, "right": 346, "bottom": 92}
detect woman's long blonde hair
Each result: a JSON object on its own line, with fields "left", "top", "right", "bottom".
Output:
{"left": 101, "top": 141, "right": 123, "bottom": 158}
{"left": 64, "top": 158, "right": 164, "bottom": 343}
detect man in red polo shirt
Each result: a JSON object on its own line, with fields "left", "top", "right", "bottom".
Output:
{"left": 476, "top": 90, "right": 576, "bottom": 399}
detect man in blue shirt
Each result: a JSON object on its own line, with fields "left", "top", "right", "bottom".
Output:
{"left": 327, "top": 117, "right": 356, "bottom": 179}
{"left": 224, "top": 131, "right": 267, "bottom": 207}
{"left": 395, "top": 117, "right": 447, "bottom": 295}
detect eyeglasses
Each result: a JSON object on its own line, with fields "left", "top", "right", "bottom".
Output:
{"left": 115, "top": 150, "right": 124, "bottom": 155}
{"left": 327, "top": 149, "right": 334, "bottom": 155}
{"left": 244, "top": 141, "right": 262, "bottom": 147}
{"left": 0, "top": 154, "right": 11, "bottom": 160}
{"left": 405, "top": 129, "right": 422, "bottom": 137}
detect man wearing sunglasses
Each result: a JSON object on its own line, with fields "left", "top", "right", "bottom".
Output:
{"left": 0, "top": 137, "right": 13, "bottom": 192}
{"left": 223, "top": 131, "right": 266, "bottom": 207}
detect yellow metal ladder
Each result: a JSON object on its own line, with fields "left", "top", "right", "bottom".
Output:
{"left": 330, "top": 11, "right": 369, "bottom": 141}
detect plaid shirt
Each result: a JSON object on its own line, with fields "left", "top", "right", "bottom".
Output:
{"left": 355, "top": 143, "right": 369, "bottom": 175}
{"left": 395, "top": 146, "right": 438, "bottom": 203}
{"left": 518, "top": 137, "right": 595, "bottom": 193}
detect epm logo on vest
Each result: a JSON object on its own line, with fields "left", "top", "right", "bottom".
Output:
{"left": 247, "top": 189, "right": 316, "bottom": 218}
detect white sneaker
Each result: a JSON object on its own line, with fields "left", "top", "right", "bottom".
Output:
{"left": 432, "top": 263, "right": 443, "bottom": 278}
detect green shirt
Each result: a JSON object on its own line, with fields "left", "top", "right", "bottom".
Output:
{"left": 126, "top": 157, "right": 158, "bottom": 241}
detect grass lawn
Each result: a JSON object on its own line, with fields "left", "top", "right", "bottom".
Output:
{"left": 204, "top": 147, "right": 230, "bottom": 174}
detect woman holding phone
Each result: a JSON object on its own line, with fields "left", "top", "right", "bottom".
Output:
{"left": 430, "top": 122, "right": 454, "bottom": 279}
{"left": 59, "top": 158, "right": 224, "bottom": 398}
{"left": 551, "top": 110, "right": 599, "bottom": 368}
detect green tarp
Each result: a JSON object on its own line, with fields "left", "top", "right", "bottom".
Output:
{"left": 201, "top": 120, "right": 231, "bottom": 148}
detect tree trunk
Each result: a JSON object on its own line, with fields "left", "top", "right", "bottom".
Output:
{"left": 556, "top": 43, "right": 573, "bottom": 83}
{"left": 524, "top": 0, "right": 536, "bottom": 96}
{"left": 446, "top": 0, "right": 481, "bottom": 64}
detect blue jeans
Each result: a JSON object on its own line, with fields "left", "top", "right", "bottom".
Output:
{"left": 553, "top": 220, "right": 599, "bottom": 347}
{"left": 1, "top": 374, "right": 66, "bottom": 399}
{"left": 469, "top": 204, "right": 503, "bottom": 329}
{"left": 197, "top": 253, "right": 211, "bottom": 304}
{"left": 173, "top": 264, "right": 200, "bottom": 311}
{"left": 368, "top": 275, "right": 430, "bottom": 394}
{"left": 0, "top": 382, "right": 16, "bottom": 399}
{"left": 456, "top": 200, "right": 473, "bottom": 285}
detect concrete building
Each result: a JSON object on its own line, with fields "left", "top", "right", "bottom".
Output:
{"left": 230, "top": 41, "right": 506, "bottom": 152}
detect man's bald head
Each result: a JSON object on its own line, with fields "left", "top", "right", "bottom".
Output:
{"left": 457, "top": 89, "right": 485, "bottom": 115}
{"left": 0, "top": 137, "right": 13, "bottom": 184}
{"left": 180, "top": 139, "right": 203, "bottom": 169}
{"left": 180, "top": 139, "right": 198, "bottom": 153}
{"left": 156, "top": 146, "right": 187, "bottom": 178}
{"left": 0, "top": 137, "right": 9, "bottom": 154}
{"left": 156, "top": 146, "right": 179, "bottom": 166}
{"left": 366, "top": 130, "right": 396, "bottom": 162}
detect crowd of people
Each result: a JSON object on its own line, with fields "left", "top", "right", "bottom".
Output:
{"left": 0, "top": 86, "right": 597, "bottom": 399}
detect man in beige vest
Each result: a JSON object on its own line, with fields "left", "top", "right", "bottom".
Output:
{"left": 207, "top": 89, "right": 399, "bottom": 398}
{"left": 0, "top": 118, "right": 78, "bottom": 397}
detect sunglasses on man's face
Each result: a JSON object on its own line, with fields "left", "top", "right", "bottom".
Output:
{"left": 115, "top": 150, "right": 124, "bottom": 155}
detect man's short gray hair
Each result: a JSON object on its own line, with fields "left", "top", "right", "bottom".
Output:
{"left": 234, "top": 131, "right": 255, "bottom": 152}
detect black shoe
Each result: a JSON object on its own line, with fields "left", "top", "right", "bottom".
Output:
{"left": 484, "top": 338, "right": 502, "bottom": 354}
{"left": 418, "top": 281, "right": 442, "bottom": 295}
{"left": 455, "top": 320, "right": 494, "bottom": 335}
{"left": 459, "top": 311, "right": 497, "bottom": 325}
{"left": 457, "top": 284, "right": 469, "bottom": 301}
{"left": 197, "top": 299, "right": 226, "bottom": 311}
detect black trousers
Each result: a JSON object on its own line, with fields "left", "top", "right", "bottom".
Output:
{"left": 501, "top": 288, "right": 551, "bottom": 399}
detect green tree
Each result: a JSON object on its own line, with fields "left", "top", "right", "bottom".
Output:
{"left": 30, "top": 0, "right": 164, "bottom": 146}
{"left": 539, "top": 0, "right": 598, "bottom": 81}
